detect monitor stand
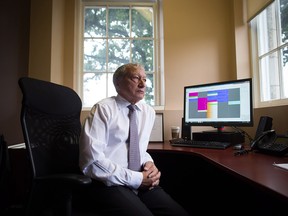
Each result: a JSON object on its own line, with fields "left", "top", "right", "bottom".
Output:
{"left": 202, "top": 126, "right": 226, "bottom": 134}
{"left": 193, "top": 127, "right": 245, "bottom": 144}
{"left": 202, "top": 127, "right": 240, "bottom": 135}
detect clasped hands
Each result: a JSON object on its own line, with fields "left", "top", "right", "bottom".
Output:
{"left": 140, "top": 161, "right": 161, "bottom": 190}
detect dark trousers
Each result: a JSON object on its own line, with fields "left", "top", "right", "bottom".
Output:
{"left": 77, "top": 180, "right": 191, "bottom": 216}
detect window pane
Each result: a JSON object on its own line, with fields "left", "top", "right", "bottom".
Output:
{"left": 132, "top": 39, "right": 154, "bottom": 71}
{"left": 107, "top": 73, "right": 117, "bottom": 97}
{"left": 281, "top": 46, "right": 288, "bottom": 97}
{"left": 131, "top": 7, "right": 153, "bottom": 38}
{"left": 258, "top": 3, "right": 277, "bottom": 56}
{"left": 280, "top": 0, "right": 288, "bottom": 44}
{"left": 259, "top": 52, "right": 280, "bottom": 101}
{"left": 84, "top": 39, "right": 106, "bottom": 72}
{"left": 83, "top": 73, "right": 108, "bottom": 106}
{"left": 108, "top": 38, "right": 130, "bottom": 71}
{"left": 108, "top": 8, "right": 129, "bottom": 37}
{"left": 85, "top": 7, "right": 106, "bottom": 37}
{"left": 145, "top": 73, "right": 154, "bottom": 106}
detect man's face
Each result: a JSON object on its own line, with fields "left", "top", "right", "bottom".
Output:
{"left": 117, "top": 67, "right": 146, "bottom": 104}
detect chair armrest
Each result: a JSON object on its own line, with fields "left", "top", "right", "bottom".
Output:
{"left": 35, "top": 174, "right": 92, "bottom": 185}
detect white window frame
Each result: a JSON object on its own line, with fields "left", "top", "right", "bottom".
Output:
{"left": 249, "top": 0, "right": 288, "bottom": 108}
{"left": 75, "top": 0, "right": 164, "bottom": 110}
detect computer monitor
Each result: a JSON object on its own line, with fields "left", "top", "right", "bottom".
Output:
{"left": 183, "top": 78, "right": 253, "bottom": 132}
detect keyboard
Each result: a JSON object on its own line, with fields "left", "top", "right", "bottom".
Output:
{"left": 169, "top": 139, "right": 231, "bottom": 149}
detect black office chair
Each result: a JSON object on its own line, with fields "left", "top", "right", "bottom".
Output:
{"left": 0, "top": 134, "right": 10, "bottom": 215}
{"left": 18, "top": 77, "right": 92, "bottom": 216}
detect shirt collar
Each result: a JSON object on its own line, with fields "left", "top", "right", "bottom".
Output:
{"left": 115, "top": 94, "right": 142, "bottom": 111}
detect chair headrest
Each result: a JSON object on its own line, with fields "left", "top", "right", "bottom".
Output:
{"left": 18, "top": 77, "right": 82, "bottom": 115}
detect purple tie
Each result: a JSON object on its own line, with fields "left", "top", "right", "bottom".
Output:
{"left": 128, "top": 104, "right": 141, "bottom": 171}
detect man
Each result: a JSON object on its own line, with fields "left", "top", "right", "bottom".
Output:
{"left": 79, "top": 63, "right": 190, "bottom": 216}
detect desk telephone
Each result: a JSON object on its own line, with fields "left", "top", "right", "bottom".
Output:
{"left": 250, "top": 130, "right": 288, "bottom": 156}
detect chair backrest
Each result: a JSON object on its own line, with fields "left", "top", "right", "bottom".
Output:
{"left": 18, "top": 77, "right": 82, "bottom": 178}
{"left": 0, "top": 134, "right": 10, "bottom": 211}
{"left": 0, "top": 134, "right": 8, "bottom": 183}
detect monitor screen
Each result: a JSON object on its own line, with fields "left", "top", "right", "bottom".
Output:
{"left": 183, "top": 78, "right": 253, "bottom": 131}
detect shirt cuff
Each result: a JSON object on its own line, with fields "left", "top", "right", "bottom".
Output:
{"left": 129, "top": 171, "right": 143, "bottom": 189}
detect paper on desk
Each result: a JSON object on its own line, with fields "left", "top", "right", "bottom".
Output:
{"left": 273, "top": 163, "right": 288, "bottom": 171}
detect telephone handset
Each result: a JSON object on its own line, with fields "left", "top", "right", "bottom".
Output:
{"left": 250, "top": 129, "right": 276, "bottom": 150}
{"left": 250, "top": 130, "right": 288, "bottom": 156}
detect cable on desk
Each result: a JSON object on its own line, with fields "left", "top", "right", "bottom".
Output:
{"left": 232, "top": 126, "right": 253, "bottom": 144}
{"left": 234, "top": 149, "right": 251, "bottom": 156}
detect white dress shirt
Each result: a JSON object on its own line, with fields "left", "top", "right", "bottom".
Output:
{"left": 79, "top": 95, "right": 155, "bottom": 190}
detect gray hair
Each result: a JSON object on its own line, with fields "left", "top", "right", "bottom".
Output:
{"left": 113, "top": 63, "right": 144, "bottom": 88}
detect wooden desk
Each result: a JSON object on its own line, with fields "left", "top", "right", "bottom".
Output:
{"left": 148, "top": 142, "right": 288, "bottom": 215}
{"left": 7, "top": 142, "right": 288, "bottom": 215}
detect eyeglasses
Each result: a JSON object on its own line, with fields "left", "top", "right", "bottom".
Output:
{"left": 130, "top": 75, "right": 147, "bottom": 83}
